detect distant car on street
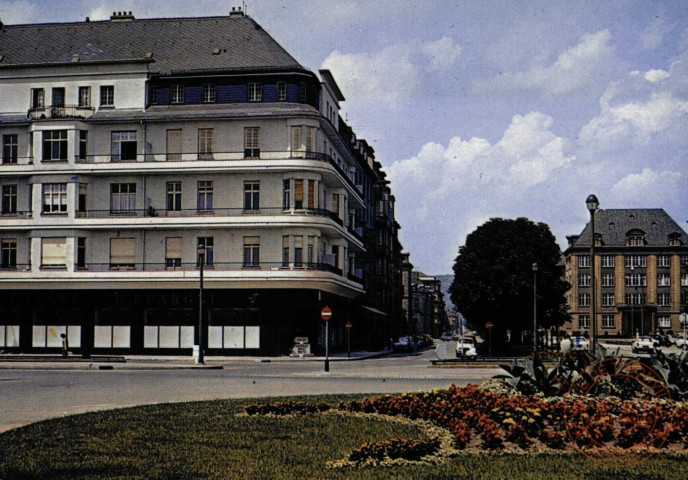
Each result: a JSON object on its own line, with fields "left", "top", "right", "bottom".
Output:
{"left": 570, "top": 336, "right": 590, "bottom": 351}
{"left": 455, "top": 337, "right": 478, "bottom": 359}
{"left": 393, "top": 336, "right": 417, "bottom": 353}
{"left": 632, "top": 336, "right": 658, "bottom": 354}
{"left": 440, "top": 332, "right": 456, "bottom": 341}
{"left": 668, "top": 333, "right": 688, "bottom": 348}
{"left": 651, "top": 332, "right": 671, "bottom": 347}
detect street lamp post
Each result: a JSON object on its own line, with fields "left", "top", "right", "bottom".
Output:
{"left": 197, "top": 243, "right": 205, "bottom": 365}
{"left": 586, "top": 194, "right": 599, "bottom": 353}
{"left": 532, "top": 262, "right": 538, "bottom": 359}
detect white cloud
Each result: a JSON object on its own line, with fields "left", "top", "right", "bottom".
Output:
{"left": 580, "top": 91, "right": 688, "bottom": 147}
{"left": 388, "top": 112, "right": 574, "bottom": 272}
{"left": 420, "top": 36, "right": 462, "bottom": 72}
{"left": 475, "top": 30, "right": 616, "bottom": 96}
{"left": 610, "top": 169, "right": 682, "bottom": 206}
{"left": 321, "top": 37, "right": 462, "bottom": 107}
{"left": 641, "top": 17, "right": 672, "bottom": 50}
{"left": 644, "top": 69, "right": 670, "bottom": 83}
{"left": 0, "top": 0, "right": 39, "bottom": 24}
{"left": 322, "top": 45, "right": 420, "bottom": 107}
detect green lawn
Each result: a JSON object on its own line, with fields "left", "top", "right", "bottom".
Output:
{"left": 1, "top": 395, "right": 686, "bottom": 480}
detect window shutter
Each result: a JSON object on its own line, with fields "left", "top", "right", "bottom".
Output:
{"left": 41, "top": 238, "right": 66, "bottom": 265}
{"left": 295, "top": 180, "right": 303, "bottom": 203}
{"left": 291, "top": 127, "right": 302, "bottom": 151}
{"left": 166, "top": 237, "right": 182, "bottom": 259}
{"left": 110, "top": 238, "right": 136, "bottom": 264}
{"left": 306, "top": 127, "right": 314, "bottom": 152}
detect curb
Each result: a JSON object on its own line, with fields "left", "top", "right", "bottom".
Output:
{"left": 0, "top": 351, "right": 392, "bottom": 370}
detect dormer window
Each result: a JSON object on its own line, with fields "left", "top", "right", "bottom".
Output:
{"left": 277, "top": 82, "right": 286, "bottom": 101}
{"left": 203, "top": 85, "right": 215, "bottom": 103}
{"left": 248, "top": 83, "right": 262, "bottom": 102}
{"left": 626, "top": 230, "right": 645, "bottom": 247}
{"left": 171, "top": 85, "right": 184, "bottom": 104}
{"left": 594, "top": 234, "right": 603, "bottom": 247}
{"left": 669, "top": 234, "right": 682, "bottom": 247}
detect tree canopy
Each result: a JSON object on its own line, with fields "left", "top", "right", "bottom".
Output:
{"left": 449, "top": 218, "right": 570, "bottom": 344}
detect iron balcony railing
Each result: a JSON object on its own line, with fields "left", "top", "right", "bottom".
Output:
{"left": 0, "top": 264, "right": 31, "bottom": 271}
{"left": 73, "top": 150, "right": 363, "bottom": 197}
{"left": 28, "top": 105, "right": 95, "bottom": 120}
{"left": 0, "top": 156, "right": 34, "bottom": 166}
{"left": 0, "top": 211, "right": 32, "bottom": 220}
{"left": 69, "top": 261, "right": 348, "bottom": 278}
{"left": 74, "top": 206, "right": 345, "bottom": 226}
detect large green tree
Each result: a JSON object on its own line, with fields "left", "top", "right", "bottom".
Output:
{"left": 450, "top": 218, "right": 570, "bottom": 347}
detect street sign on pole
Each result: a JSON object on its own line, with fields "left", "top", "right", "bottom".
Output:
{"left": 321, "top": 306, "right": 332, "bottom": 321}
{"left": 345, "top": 321, "right": 352, "bottom": 357}
{"left": 322, "top": 306, "right": 332, "bottom": 371}
{"left": 486, "top": 321, "right": 494, "bottom": 329}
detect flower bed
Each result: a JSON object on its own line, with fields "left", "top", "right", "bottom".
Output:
{"left": 245, "top": 383, "right": 688, "bottom": 464}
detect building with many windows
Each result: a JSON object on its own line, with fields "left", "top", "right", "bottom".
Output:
{"left": 0, "top": 10, "right": 403, "bottom": 355}
{"left": 410, "top": 272, "right": 448, "bottom": 338}
{"left": 564, "top": 209, "right": 688, "bottom": 338}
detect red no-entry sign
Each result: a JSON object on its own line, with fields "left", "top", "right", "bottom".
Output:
{"left": 321, "top": 306, "right": 332, "bottom": 321}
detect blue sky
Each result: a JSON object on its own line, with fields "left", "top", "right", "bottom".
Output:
{"left": 3, "top": 0, "right": 687, "bottom": 274}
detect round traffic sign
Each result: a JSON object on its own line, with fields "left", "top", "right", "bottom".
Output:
{"left": 486, "top": 321, "right": 494, "bottom": 329}
{"left": 321, "top": 306, "right": 332, "bottom": 321}
{"left": 345, "top": 322, "right": 352, "bottom": 328}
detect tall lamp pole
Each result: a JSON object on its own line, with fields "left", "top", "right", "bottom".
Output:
{"left": 197, "top": 243, "right": 206, "bottom": 365}
{"left": 532, "top": 262, "right": 538, "bottom": 359}
{"left": 586, "top": 195, "right": 599, "bottom": 353}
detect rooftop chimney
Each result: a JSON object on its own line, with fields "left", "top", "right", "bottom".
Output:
{"left": 110, "top": 11, "right": 135, "bottom": 21}
{"left": 229, "top": 7, "right": 244, "bottom": 17}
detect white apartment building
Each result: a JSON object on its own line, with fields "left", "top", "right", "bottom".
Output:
{"left": 0, "top": 10, "right": 394, "bottom": 355}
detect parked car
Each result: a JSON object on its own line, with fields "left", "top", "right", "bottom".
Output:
{"left": 671, "top": 333, "right": 688, "bottom": 349}
{"left": 392, "top": 336, "right": 417, "bottom": 353}
{"left": 440, "top": 332, "right": 457, "bottom": 341}
{"left": 632, "top": 336, "right": 659, "bottom": 354}
{"left": 416, "top": 334, "right": 434, "bottom": 348}
{"left": 651, "top": 332, "right": 671, "bottom": 347}
{"left": 570, "top": 336, "right": 590, "bottom": 351}
{"left": 668, "top": 332, "right": 688, "bottom": 348}
{"left": 455, "top": 337, "right": 478, "bottom": 359}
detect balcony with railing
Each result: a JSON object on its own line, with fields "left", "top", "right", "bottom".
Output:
{"left": 70, "top": 261, "right": 350, "bottom": 280}
{"left": 73, "top": 150, "right": 363, "bottom": 197}
{"left": 28, "top": 105, "right": 95, "bottom": 120}
{"left": 0, "top": 211, "right": 32, "bottom": 220}
{"left": 74, "top": 206, "right": 345, "bottom": 225}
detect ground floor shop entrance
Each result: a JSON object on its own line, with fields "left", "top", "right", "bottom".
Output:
{"left": 0, "top": 289, "right": 379, "bottom": 356}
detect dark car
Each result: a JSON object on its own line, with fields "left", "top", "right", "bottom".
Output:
{"left": 651, "top": 333, "right": 671, "bottom": 347}
{"left": 392, "top": 336, "right": 417, "bottom": 353}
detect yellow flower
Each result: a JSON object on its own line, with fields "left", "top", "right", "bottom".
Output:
{"left": 503, "top": 418, "right": 516, "bottom": 425}
{"left": 528, "top": 418, "right": 535, "bottom": 424}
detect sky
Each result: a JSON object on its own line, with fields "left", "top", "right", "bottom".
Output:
{"left": 2, "top": 0, "right": 688, "bottom": 275}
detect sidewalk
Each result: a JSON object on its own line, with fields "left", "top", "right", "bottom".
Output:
{"left": 0, "top": 350, "right": 391, "bottom": 370}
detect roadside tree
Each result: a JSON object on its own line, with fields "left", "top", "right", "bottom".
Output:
{"left": 449, "top": 217, "right": 570, "bottom": 351}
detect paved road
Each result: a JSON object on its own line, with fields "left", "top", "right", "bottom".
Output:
{"left": 0, "top": 348, "right": 501, "bottom": 433}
